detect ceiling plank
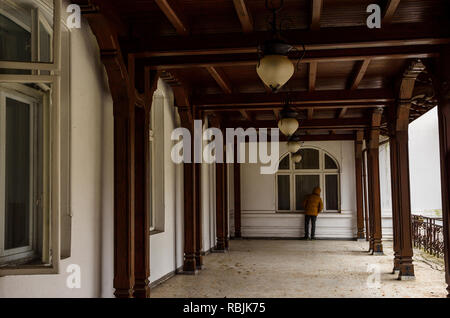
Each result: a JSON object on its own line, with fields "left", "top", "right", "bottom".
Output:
{"left": 233, "top": 0, "right": 253, "bottom": 33}
{"left": 193, "top": 89, "right": 394, "bottom": 107}
{"left": 382, "top": 0, "right": 401, "bottom": 24}
{"left": 206, "top": 66, "right": 233, "bottom": 94}
{"left": 349, "top": 59, "right": 371, "bottom": 90}
{"left": 311, "top": 0, "right": 323, "bottom": 30}
{"left": 155, "top": 0, "right": 189, "bottom": 35}
{"left": 309, "top": 61, "right": 318, "bottom": 92}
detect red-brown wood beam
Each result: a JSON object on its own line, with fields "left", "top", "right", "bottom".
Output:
{"left": 349, "top": 59, "right": 371, "bottom": 90}
{"left": 214, "top": 133, "right": 226, "bottom": 251}
{"left": 206, "top": 66, "right": 233, "bottom": 94}
{"left": 309, "top": 61, "right": 318, "bottom": 92}
{"left": 355, "top": 131, "right": 365, "bottom": 240}
{"left": 224, "top": 158, "right": 229, "bottom": 249}
{"left": 307, "top": 108, "right": 314, "bottom": 120}
{"left": 310, "top": 0, "right": 323, "bottom": 30}
{"left": 155, "top": 0, "right": 189, "bottom": 35}
{"left": 193, "top": 89, "right": 394, "bottom": 107}
{"left": 273, "top": 109, "right": 280, "bottom": 121}
{"left": 367, "top": 108, "right": 384, "bottom": 255}
{"left": 128, "top": 23, "right": 450, "bottom": 57}
{"left": 223, "top": 118, "right": 370, "bottom": 130}
{"left": 436, "top": 45, "right": 450, "bottom": 297}
{"left": 203, "top": 102, "right": 387, "bottom": 112}
{"left": 233, "top": 0, "right": 253, "bottom": 33}
{"left": 240, "top": 110, "right": 253, "bottom": 122}
{"left": 362, "top": 149, "right": 370, "bottom": 241}
{"left": 338, "top": 107, "right": 348, "bottom": 118}
{"left": 382, "top": 0, "right": 401, "bottom": 24}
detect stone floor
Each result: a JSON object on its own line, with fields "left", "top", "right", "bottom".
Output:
{"left": 150, "top": 239, "right": 447, "bottom": 298}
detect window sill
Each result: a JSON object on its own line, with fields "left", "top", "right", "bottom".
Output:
{"left": 150, "top": 230, "right": 164, "bottom": 236}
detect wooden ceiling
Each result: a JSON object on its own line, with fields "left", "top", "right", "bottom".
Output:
{"left": 78, "top": 0, "right": 450, "bottom": 140}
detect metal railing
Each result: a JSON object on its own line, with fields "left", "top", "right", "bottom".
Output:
{"left": 412, "top": 215, "right": 444, "bottom": 258}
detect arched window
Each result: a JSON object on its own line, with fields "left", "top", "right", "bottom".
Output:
{"left": 276, "top": 148, "right": 340, "bottom": 213}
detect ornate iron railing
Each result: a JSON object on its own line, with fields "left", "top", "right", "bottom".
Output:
{"left": 412, "top": 215, "right": 444, "bottom": 258}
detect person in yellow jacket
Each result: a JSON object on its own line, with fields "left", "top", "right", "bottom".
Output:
{"left": 302, "top": 187, "right": 324, "bottom": 240}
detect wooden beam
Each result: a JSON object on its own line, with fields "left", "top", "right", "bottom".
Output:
{"left": 349, "top": 59, "right": 371, "bottom": 90}
{"left": 383, "top": 0, "right": 401, "bottom": 24}
{"left": 273, "top": 109, "right": 280, "bottom": 121}
{"left": 338, "top": 107, "right": 348, "bottom": 118}
{"left": 144, "top": 45, "right": 440, "bottom": 70}
{"left": 309, "top": 61, "right": 318, "bottom": 92}
{"left": 355, "top": 130, "right": 365, "bottom": 240}
{"left": 233, "top": 0, "right": 253, "bottom": 33}
{"left": 128, "top": 23, "right": 450, "bottom": 57}
{"left": 155, "top": 0, "right": 189, "bottom": 35}
{"left": 311, "top": 0, "right": 323, "bottom": 30}
{"left": 307, "top": 108, "right": 314, "bottom": 120}
{"left": 206, "top": 66, "right": 233, "bottom": 94}
{"left": 193, "top": 89, "right": 394, "bottom": 107}
{"left": 224, "top": 118, "right": 370, "bottom": 130}
{"left": 240, "top": 110, "right": 253, "bottom": 121}
{"left": 202, "top": 102, "right": 388, "bottom": 112}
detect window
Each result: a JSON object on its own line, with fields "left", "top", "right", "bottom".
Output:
{"left": 276, "top": 148, "right": 340, "bottom": 213}
{"left": 0, "top": 0, "right": 69, "bottom": 275}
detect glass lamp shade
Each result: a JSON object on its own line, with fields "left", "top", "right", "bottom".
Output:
{"left": 278, "top": 117, "right": 299, "bottom": 136}
{"left": 292, "top": 153, "right": 303, "bottom": 163}
{"left": 287, "top": 141, "right": 302, "bottom": 153}
{"left": 256, "top": 54, "right": 295, "bottom": 92}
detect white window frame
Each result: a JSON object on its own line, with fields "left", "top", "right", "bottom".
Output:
{"left": 0, "top": 0, "right": 62, "bottom": 276}
{"left": 275, "top": 147, "right": 341, "bottom": 213}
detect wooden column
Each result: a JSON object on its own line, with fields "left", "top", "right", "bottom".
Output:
{"left": 355, "top": 131, "right": 365, "bottom": 240}
{"left": 436, "top": 46, "right": 450, "bottom": 297}
{"left": 362, "top": 149, "right": 370, "bottom": 241}
{"left": 215, "top": 160, "right": 226, "bottom": 251}
{"left": 367, "top": 108, "right": 384, "bottom": 255}
{"left": 389, "top": 60, "right": 424, "bottom": 279}
{"left": 179, "top": 107, "right": 197, "bottom": 273}
{"left": 193, "top": 108, "right": 203, "bottom": 269}
{"left": 224, "top": 160, "right": 229, "bottom": 249}
{"left": 133, "top": 69, "right": 159, "bottom": 298}
{"left": 234, "top": 155, "right": 242, "bottom": 238}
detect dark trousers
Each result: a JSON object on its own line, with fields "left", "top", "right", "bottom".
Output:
{"left": 304, "top": 215, "right": 317, "bottom": 238}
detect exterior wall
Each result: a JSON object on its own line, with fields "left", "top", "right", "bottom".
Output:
{"left": 0, "top": 11, "right": 114, "bottom": 297}
{"left": 239, "top": 141, "right": 357, "bottom": 239}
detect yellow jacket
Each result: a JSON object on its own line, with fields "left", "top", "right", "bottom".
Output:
{"left": 303, "top": 187, "right": 324, "bottom": 216}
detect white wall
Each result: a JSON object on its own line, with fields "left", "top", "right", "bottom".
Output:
{"left": 0, "top": 11, "right": 114, "bottom": 297}
{"left": 239, "top": 141, "right": 357, "bottom": 239}
{"left": 409, "top": 107, "right": 442, "bottom": 216}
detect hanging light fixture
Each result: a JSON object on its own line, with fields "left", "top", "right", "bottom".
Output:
{"left": 278, "top": 96, "right": 299, "bottom": 137}
{"left": 292, "top": 151, "right": 303, "bottom": 163}
{"left": 287, "top": 135, "right": 303, "bottom": 154}
{"left": 257, "top": 0, "right": 305, "bottom": 93}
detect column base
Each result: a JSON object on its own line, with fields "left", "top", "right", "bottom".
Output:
{"left": 372, "top": 251, "right": 384, "bottom": 256}
{"left": 114, "top": 288, "right": 134, "bottom": 298}
{"left": 372, "top": 242, "right": 383, "bottom": 254}
{"left": 357, "top": 238, "right": 366, "bottom": 242}
{"left": 398, "top": 274, "right": 415, "bottom": 281}
{"left": 183, "top": 256, "right": 197, "bottom": 273}
{"left": 133, "top": 280, "right": 150, "bottom": 298}
{"left": 195, "top": 253, "right": 203, "bottom": 270}
{"left": 179, "top": 269, "right": 199, "bottom": 275}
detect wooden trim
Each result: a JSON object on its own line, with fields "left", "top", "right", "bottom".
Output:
{"left": 233, "top": 0, "right": 253, "bottom": 33}
{"left": 155, "top": 0, "right": 189, "bottom": 35}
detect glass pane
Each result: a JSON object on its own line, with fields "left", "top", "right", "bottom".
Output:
{"left": 0, "top": 13, "right": 31, "bottom": 74}
{"left": 295, "top": 175, "right": 320, "bottom": 210}
{"left": 325, "top": 154, "right": 338, "bottom": 169}
{"left": 326, "top": 175, "right": 339, "bottom": 210}
{"left": 278, "top": 155, "right": 290, "bottom": 170}
{"left": 295, "top": 149, "right": 319, "bottom": 170}
{"left": 39, "top": 22, "right": 51, "bottom": 62}
{"left": 277, "top": 175, "right": 290, "bottom": 210}
{"left": 5, "top": 97, "right": 31, "bottom": 250}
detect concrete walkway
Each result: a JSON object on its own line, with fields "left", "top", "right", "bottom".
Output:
{"left": 150, "top": 239, "right": 447, "bottom": 298}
